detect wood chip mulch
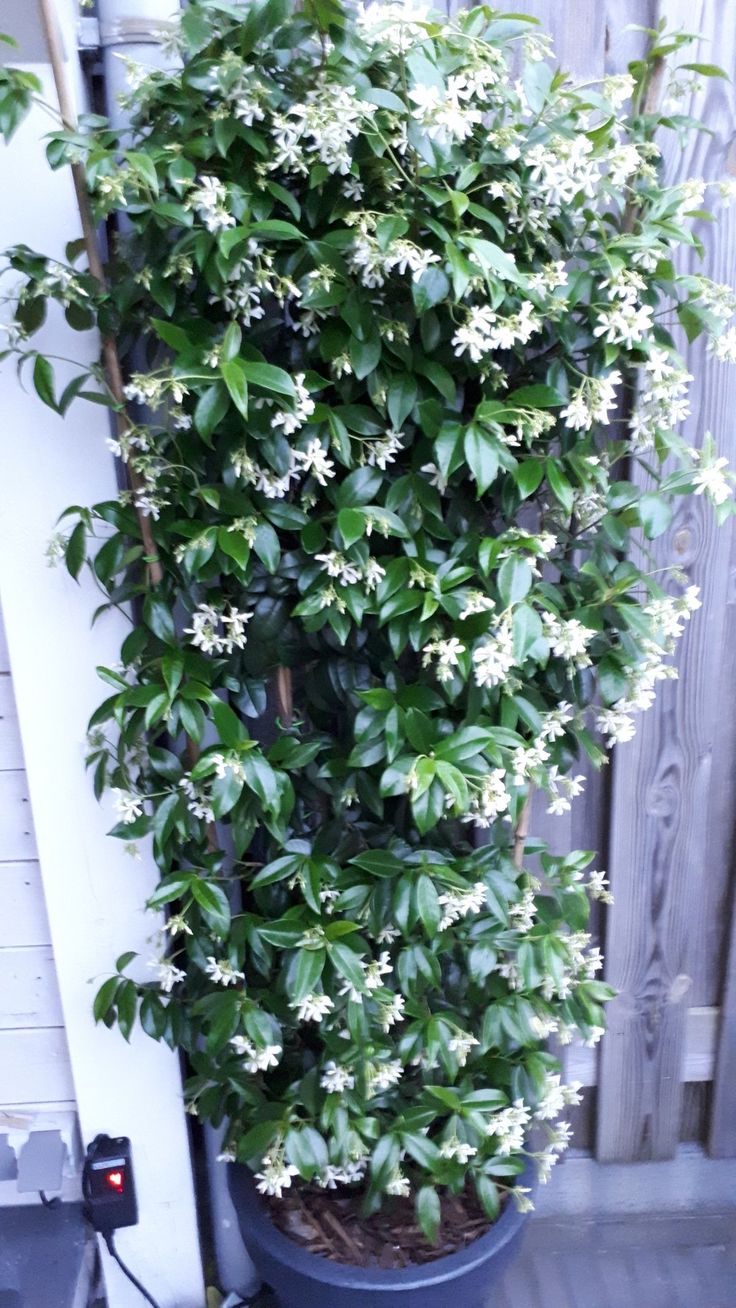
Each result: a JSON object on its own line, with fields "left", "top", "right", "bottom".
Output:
{"left": 265, "top": 1182, "right": 501, "bottom": 1270}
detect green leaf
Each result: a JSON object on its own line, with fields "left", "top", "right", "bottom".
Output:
{"left": 253, "top": 522, "right": 280, "bottom": 573}
{"left": 143, "top": 594, "right": 176, "bottom": 645}
{"left": 464, "top": 426, "right": 499, "bottom": 494}
{"left": 337, "top": 507, "right": 365, "bottom": 548}
{"left": 387, "top": 374, "right": 417, "bottom": 429}
{"left": 195, "top": 384, "right": 229, "bottom": 442}
{"left": 639, "top": 492, "right": 672, "bottom": 539}
{"left": 218, "top": 525, "right": 250, "bottom": 569}
{"left": 460, "top": 237, "right": 520, "bottom": 284}
{"left": 65, "top": 520, "right": 86, "bottom": 580}
{"left": 416, "top": 874, "right": 441, "bottom": 935}
{"left": 330, "top": 941, "right": 366, "bottom": 993}
{"left": 416, "top": 1186, "right": 441, "bottom": 1244}
{"left": 212, "top": 699, "right": 247, "bottom": 747}
{"left": 508, "top": 384, "right": 563, "bottom": 408}
{"left": 513, "top": 460, "right": 544, "bottom": 499}
{"left": 475, "top": 1175, "right": 501, "bottom": 1221}
{"left": 349, "top": 850, "right": 404, "bottom": 878}
{"left": 512, "top": 603, "right": 543, "bottom": 661}
{"left": 240, "top": 360, "right": 296, "bottom": 397}
{"left": 546, "top": 459, "right": 575, "bottom": 514}
{"left": 412, "top": 267, "right": 450, "bottom": 314}
{"left": 221, "top": 359, "right": 249, "bottom": 417}
{"left": 93, "top": 975, "right": 121, "bottom": 1022}
{"left": 291, "top": 948, "right": 326, "bottom": 1001}
{"left": 33, "top": 354, "right": 57, "bottom": 410}
{"left": 497, "top": 556, "right": 533, "bottom": 607}
{"left": 190, "top": 879, "right": 231, "bottom": 936}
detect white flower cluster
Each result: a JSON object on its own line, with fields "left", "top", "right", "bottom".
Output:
{"left": 542, "top": 614, "right": 596, "bottom": 666}
{"left": 186, "top": 175, "right": 234, "bottom": 233}
{"left": 148, "top": 956, "right": 186, "bottom": 993}
{"left": 349, "top": 220, "right": 440, "bottom": 289}
{"left": 113, "top": 788, "right": 144, "bottom": 825}
{"left": 271, "top": 83, "right": 377, "bottom": 176}
{"left": 560, "top": 370, "right": 620, "bottom": 431}
{"left": 315, "top": 550, "right": 385, "bottom": 593}
{"left": 255, "top": 1148, "right": 299, "bottom": 1198}
{"left": 452, "top": 301, "right": 541, "bottom": 363}
{"left": 422, "top": 635, "right": 466, "bottom": 683}
{"left": 526, "top": 134, "right": 601, "bottom": 208}
{"left": 184, "top": 603, "right": 253, "bottom": 655}
{"left": 463, "top": 769, "right": 511, "bottom": 827}
{"left": 230, "top": 1035, "right": 282, "bottom": 1072}
{"left": 472, "top": 618, "right": 516, "bottom": 689}
{"left": 437, "top": 881, "right": 487, "bottom": 931}
{"left": 629, "top": 347, "right": 692, "bottom": 451}
{"left": 597, "top": 586, "right": 702, "bottom": 747}
{"left": 691, "top": 443, "right": 734, "bottom": 507}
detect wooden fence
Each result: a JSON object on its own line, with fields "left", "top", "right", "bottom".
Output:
{"left": 449, "top": 0, "right": 736, "bottom": 1164}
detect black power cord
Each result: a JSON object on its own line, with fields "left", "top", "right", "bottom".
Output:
{"left": 102, "top": 1230, "right": 162, "bottom": 1308}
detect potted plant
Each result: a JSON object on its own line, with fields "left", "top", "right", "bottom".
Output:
{"left": 2, "top": 2, "right": 734, "bottom": 1303}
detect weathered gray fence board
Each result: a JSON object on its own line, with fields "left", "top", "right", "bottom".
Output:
{"left": 597, "top": 0, "right": 736, "bottom": 1160}
{"left": 439, "top": 0, "right": 736, "bottom": 1161}
{"left": 710, "top": 907, "right": 736, "bottom": 1155}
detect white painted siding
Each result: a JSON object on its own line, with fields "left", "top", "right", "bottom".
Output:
{"left": 0, "top": 602, "right": 79, "bottom": 1201}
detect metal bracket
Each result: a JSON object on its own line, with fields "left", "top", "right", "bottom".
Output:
{"left": 78, "top": 14, "right": 177, "bottom": 52}
{"left": 99, "top": 17, "right": 177, "bottom": 47}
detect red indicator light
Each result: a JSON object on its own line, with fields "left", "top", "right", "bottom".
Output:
{"left": 105, "top": 1169, "right": 125, "bottom": 1194}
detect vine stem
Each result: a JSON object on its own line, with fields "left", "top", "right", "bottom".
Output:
{"left": 38, "top": 0, "right": 163, "bottom": 586}
{"left": 513, "top": 793, "right": 532, "bottom": 871}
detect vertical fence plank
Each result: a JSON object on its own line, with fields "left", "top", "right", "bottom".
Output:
{"left": 710, "top": 910, "right": 736, "bottom": 1154}
{"left": 597, "top": 0, "right": 736, "bottom": 1161}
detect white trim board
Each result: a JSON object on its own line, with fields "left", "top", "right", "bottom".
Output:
{"left": 0, "top": 10, "right": 204, "bottom": 1306}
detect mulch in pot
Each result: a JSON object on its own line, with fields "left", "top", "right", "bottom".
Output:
{"left": 264, "top": 1182, "right": 504, "bottom": 1270}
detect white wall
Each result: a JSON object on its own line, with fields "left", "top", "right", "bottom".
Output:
{"left": 0, "top": 4, "right": 205, "bottom": 1304}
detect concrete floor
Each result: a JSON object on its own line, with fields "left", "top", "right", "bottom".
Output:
{"left": 244, "top": 1212, "right": 736, "bottom": 1308}
{"left": 2, "top": 1204, "right": 733, "bottom": 1307}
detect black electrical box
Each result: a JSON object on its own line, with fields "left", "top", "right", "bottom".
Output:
{"left": 83, "top": 1134, "right": 138, "bottom": 1233}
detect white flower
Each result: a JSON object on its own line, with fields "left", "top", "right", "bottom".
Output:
{"left": 179, "top": 777, "right": 215, "bottom": 822}
{"left": 596, "top": 705, "right": 637, "bottom": 746}
{"left": 422, "top": 636, "right": 466, "bottom": 682}
{"left": 486, "top": 1100, "right": 530, "bottom": 1155}
{"left": 367, "top": 1059, "right": 403, "bottom": 1092}
{"left": 593, "top": 301, "right": 653, "bottom": 349}
{"left": 472, "top": 623, "right": 516, "bottom": 688}
{"left": 587, "top": 869, "right": 614, "bottom": 905}
{"left": 452, "top": 300, "right": 540, "bottom": 362}
{"left": 230, "top": 1036, "right": 282, "bottom": 1072}
{"left": 385, "top": 1168, "right": 411, "bottom": 1197}
{"left": 439, "top": 1137, "right": 477, "bottom": 1164}
{"left": 542, "top": 614, "right": 596, "bottom": 665}
{"left": 447, "top": 1032, "right": 479, "bottom": 1067}
{"left": 509, "top": 887, "right": 536, "bottom": 933}
{"left": 188, "top": 175, "right": 235, "bottom": 232}
{"left": 205, "top": 957, "right": 244, "bottom": 987}
{"left": 320, "top": 1061, "right": 355, "bottom": 1093}
{"left": 315, "top": 551, "right": 362, "bottom": 586}
{"left": 378, "top": 993, "right": 406, "bottom": 1032}
{"left": 437, "top": 881, "right": 487, "bottom": 930}
{"left": 464, "top": 769, "right": 510, "bottom": 827}
{"left": 291, "top": 992, "right": 334, "bottom": 1023}
{"left": 272, "top": 373, "right": 317, "bottom": 438}
{"left": 184, "top": 603, "right": 252, "bottom": 655}
{"left": 710, "top": 325, "right": 736, "bottom": 363}
{"left": 148, "top": 957, "right": 186, "bottom": 993}
{"left": 255, "top": 1154, "right": 299, "bottom": 1198}
{"left": 113, "top": 788, "right": 144, "bottom": 824}
{"left": 293, "top": 436, "right": 335, "bottom": 485}
{"left": 691, "top": 448, "right": 732, "bottom": 506}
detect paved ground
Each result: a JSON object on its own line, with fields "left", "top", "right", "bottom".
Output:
{"left": 243, "top": 1213, "right": 736, "bottom": 1308}
{"left": 2, "top": 1205, "right": 733, "bottom": 1306}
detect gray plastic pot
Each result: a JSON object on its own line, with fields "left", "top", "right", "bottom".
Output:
{"left": 228, "top": 1164, "right": 531, "bottom": 1308}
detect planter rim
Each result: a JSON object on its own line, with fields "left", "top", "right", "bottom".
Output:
{"left": 228, "top": 1161, "right": 533, "bottom": 1290}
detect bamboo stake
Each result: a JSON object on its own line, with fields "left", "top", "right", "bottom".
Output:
{"left": 38, "top": 0, "right": 163, "bottom": 585}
